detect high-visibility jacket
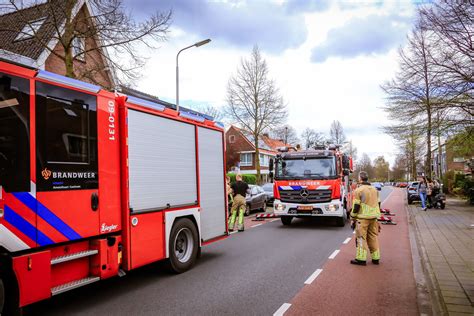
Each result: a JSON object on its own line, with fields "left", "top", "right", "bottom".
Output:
{"left": 350, "top": 183, "right": 381, "bottom": 219}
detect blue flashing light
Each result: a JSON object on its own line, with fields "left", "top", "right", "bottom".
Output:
{"left": 36, "top": 70, "right": 101, "bottom": 93}
{"left": 179, "top": 111, "right": 205, "bottom": 123}
{"left": 127, "top": 96, "right": 165, "bottom": 112}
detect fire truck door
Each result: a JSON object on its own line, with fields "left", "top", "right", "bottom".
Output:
{"left": 34, "top": 82, "right": 100, "bottom": 244}
{"left": 198, "top": 127, "right": 227, "bottom": 242}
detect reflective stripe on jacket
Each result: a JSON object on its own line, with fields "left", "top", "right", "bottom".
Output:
{"left": 351, "top": 183, "right": 381, "bottom": 219}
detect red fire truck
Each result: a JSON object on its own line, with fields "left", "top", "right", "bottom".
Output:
{"left": 0, "top": 60, "right": 228, "bottom": 314}
{"left": 270, "top": 145, "right": 353, "bottom": 226}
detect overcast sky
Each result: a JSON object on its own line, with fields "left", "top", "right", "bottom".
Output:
{"left": 123, "top": 0, "right": 426, "bottom": 165}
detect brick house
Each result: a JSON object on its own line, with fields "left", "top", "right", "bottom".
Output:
{"left": 431, "top": 140, "right": 474, "bottom": 179}
{"left": 0, "top": 0, "right": 116, "bottom": 89}
{"left": 225, "top": 125, "right": 293, "bottom": 183}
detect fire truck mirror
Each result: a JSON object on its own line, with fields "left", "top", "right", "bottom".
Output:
{"left": 343, "top": 169, "right": 350, "bottom": 176}
{"left": 269, "top": 158, "right": 274, "bottom": 171}
{"left": 269, "top": 171, "right": 274, "bottom": 181}
{"left": 342, "top": 155, "right": 350, "bottom": 169}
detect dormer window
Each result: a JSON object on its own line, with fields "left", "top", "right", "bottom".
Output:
{"left": 15, "top": 18, "right": 46, "bottom": 41}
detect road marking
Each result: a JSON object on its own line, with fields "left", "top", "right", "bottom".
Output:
{"left": 328, "top": 250, "right": 340, "bottom": 259}
{"left": 273, "top": 303, "right": 292, "bottom": 316}
{"left": 381, "top": 188, "right": 396, "bottom": 206}
{"left": 343, "top": 237, "right": 352, "bottom": 244}
{"left": 271, "top": 219, "right": 279, "bottom": 222}
{"left": 251, "top": 223, "right": 263, "bottom": 228}
{"left": 304, "top": 269, "right": 323, "bottom": 285}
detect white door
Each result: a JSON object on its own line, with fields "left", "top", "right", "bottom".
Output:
{"left": 198, "top": 127, "right": 226, "bottom": 241}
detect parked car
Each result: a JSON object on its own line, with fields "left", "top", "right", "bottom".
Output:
{"left": 245, "top": 185, "right": 267, "bottom": 216}
{"left": 372, "top": 182, "right": 382, "bottom": 191}
{"left": 262, "top": 183, "right": 274, "bottom": 205}
{"left": 407, "top": 182, "right": 420, "bottom": 204}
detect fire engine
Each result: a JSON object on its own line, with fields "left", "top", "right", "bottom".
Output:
{"left": 0, "top": 60, "right": 228, "bottom": 314}
{"left": 269, "top": 145, "right": 353, "bottom": 226}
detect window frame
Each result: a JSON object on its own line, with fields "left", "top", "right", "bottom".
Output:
{"left": 229, "top": 134, "right": 236, "bottom": 143}
{"left": 72, "top": 36, "right": 86, "bottom": 62}
{"left": 240, "top": 153, "right": 252, "bottom": 167}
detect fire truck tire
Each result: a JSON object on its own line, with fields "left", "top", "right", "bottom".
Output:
{"left": 0, "top": 278, "right": 4, "bottom": 315}
{"left": 336, "top": 215, "right": 346, "bottom": 227}
{"left": 168, "top": 218, "right": 199, "bottom": 274}
{"left": 0, "top": 274, "right": 21, "bottom": 316}
{"left": 281, "top": 216, "right": 292, "bottom": 226}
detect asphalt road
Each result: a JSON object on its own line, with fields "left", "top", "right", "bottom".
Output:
{"left": 25, "top": 187, "right": 394, "bottom": 316}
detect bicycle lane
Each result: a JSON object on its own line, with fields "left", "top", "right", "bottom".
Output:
{"left": 282, "top": 188, "right": 419, "bottom": 316}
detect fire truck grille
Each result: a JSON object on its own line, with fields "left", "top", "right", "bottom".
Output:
{"left": 279, "top": 189, "right": 332, "bottom": 204}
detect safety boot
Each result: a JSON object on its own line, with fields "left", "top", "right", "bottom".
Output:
{"left": 372, "top": 259, "right": 380, "bottom": 265}
{"left": 350, "top": 259, "right": 367, "bottom": 266}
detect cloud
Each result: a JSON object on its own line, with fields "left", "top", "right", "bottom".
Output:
{"left": 125, "top": 0, "right": 312, "bottom": 53}
{"left": 311, "top": 14, "right": 412, "bottom": 63}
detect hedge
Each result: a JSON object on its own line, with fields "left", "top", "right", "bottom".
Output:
{"left": 226, "top": 173, "right": 257, "bottom": 185}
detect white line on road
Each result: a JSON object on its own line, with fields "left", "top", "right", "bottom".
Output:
{"left": 381, "top": 188, "right": 396, "bottom": 206}
{"left": 230, "top": 231, "right": 238, "bottom": 235}
{"left": 251, "top": 223, "right": 263, "bottom": 228}
{"left": 271, "top": 219, "right": 280, "bottom": 222}
{"left": 343, "top": 237, "right": 352, "bottom": 244}
{"left": 328, "top": 250, "right": 340, "bottom": 259}
{"left": 304, "top": 269, "right": 323, "bottom": 285}
{"left": 273, "top": 303, "right": 292, "bottom": 316}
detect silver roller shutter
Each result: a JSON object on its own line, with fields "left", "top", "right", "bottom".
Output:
{"left": 198, "top": 127, "right": 226, "bottom": 241}
{"left": 128, "top": 109, "right": 197, "bottom": 212}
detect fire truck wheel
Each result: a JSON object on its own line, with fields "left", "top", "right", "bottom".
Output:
{"left": 0, "top": 274, "right": 21, "bottom": 316}
{"left": 0, "top": 278, "right": 4, "bottom": 315}
{"left": 168, "top": 218, "right": 199, "bottom": 274}
{"left": 336, "top": 215, "right": 346, "bottom": 227}
{"left": 281, "top": 216, "right": 292, "bottom": 226}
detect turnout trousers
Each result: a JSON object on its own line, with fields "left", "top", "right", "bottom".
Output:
{"left": 228, "top": 194, "right": 246, "bottom": 231}
{"left": 355, "top": 219, "right": 380, "bottom": 261}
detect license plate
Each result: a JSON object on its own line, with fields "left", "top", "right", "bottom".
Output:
{"left": 297, "top": 206, "right": 313, "bottom": 211}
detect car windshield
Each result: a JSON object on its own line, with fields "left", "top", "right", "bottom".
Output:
{"left": 275, "top": 157, "right": 337, "bottom": 179}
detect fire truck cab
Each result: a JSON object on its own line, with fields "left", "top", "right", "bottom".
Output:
{"left": 270, "top": 146, "right": 353, "bottom": 226}
{"left": 0, "top": 60, "right": 227, "bottom": 314}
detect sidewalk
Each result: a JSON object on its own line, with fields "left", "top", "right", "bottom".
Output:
{"left": 409, "top": 197, "right": 474, "bottom": 315}
{"left": 286, "top": 188, "right": 419, "bottom": 315}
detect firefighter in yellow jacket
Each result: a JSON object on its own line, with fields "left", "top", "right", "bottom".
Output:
{"left": 350, "top": 171, "right": 381, "bottom": 265}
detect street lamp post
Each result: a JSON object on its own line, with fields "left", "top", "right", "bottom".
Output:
{"left": 176, "top": 38, "right": 211, "bottom": 111}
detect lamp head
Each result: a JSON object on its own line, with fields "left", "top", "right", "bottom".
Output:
{"left": 195, "top": 38, "right": 211, "bottom": 47}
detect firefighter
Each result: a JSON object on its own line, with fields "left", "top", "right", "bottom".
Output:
{"left": 228, "top": 174, "right": 249, "bottom": 232}
{"left": 350, "top": 171, "right": 381, "bottom": 266}
{"left": 226, "top": 175, "right": 233, "bottom": 216}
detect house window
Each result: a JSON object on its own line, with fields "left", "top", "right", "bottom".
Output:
{"left": 15, "top": 18, "right": 46, "bottom": 41}
{"left": 229, "top": 135, "right": 235, "bottom": 143}
{"left": 240, "top": 153, "right": 252, "bottom": 167}
{"left": 73, "top": 36, "right": 86, "bottom": 61}
{"left": 259, "top": 154, "right": 269, "bottom": 167}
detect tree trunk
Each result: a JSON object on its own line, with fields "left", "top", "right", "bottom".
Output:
{"left": 425, "top": 103, "right": 432, "bottom": 177}
{"left": 254, "top": 133, "right": 261, "bottom": 185}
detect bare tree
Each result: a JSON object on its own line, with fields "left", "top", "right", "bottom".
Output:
{"left": 356, "top": 153, "right": 374, "bottom": 179}
{"left": 381, "top": 22, "right": 445, "bottom": 176}
{"left": 391, "top": 154, "right": 408, "bottom": 182}
{"left": 0, "top": 0, "right": 171, "bottom": 86}
{"left": 224, "top": 46, "right": 288, "bottom": 182}
{"left": 300, "top": 128, "right": 326, "bottom": 149}
{"left": 419, "top": 1, "right": 473, "bottom": 128}
{"left": 271, "top": 125, "right": 300, "bottom": 146}
{"left": 329, "top": 120, "right": 346, "bottom": 145}
{"left": 373, "top": 155, "right": 390, "bottom": 182}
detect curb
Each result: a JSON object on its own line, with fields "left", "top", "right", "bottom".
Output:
{"left": 407, "top": 203, "right": 446, "bottom": 316}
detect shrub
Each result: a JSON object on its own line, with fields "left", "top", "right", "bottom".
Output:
{"left": 226, "top": 173, "right": 257, "bottom": 185}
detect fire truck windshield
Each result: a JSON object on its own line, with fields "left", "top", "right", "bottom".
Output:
{"left": 275, "top": 157, "right": 337, "bottom": 180}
